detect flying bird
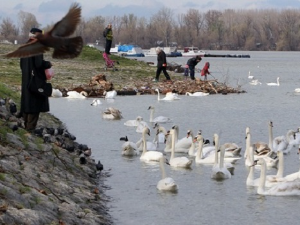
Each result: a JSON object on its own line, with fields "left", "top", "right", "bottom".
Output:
{"left": 4, "top": 3, "right": 83, "bottom": 59}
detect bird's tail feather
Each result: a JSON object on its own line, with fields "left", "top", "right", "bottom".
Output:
{"left": 52, "top": 36, "right": 83, "bottom": 59}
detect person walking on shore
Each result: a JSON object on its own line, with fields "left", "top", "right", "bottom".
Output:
{"left": 104, "top": 24, "right": 113, "bottom": 54}
{"left": 153, "top": 47, "right": 171, "bottom": 82}
{"left": 186, "top": 55, "right": 202, "bottom": 80}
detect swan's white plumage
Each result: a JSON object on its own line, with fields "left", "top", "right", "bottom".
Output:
{"left": 66, "top": 91, "right": 88, "bottom": 99}
{"left": 91, "top": 99, "right": 101, "bottom": 106}
{"left": 157, "top": 157, "right": 178, "bottom": 191}
{"left": 155, "top": 89, "right": 180, "bottom": 101}
{"left": 140, "top": 127, "right": 163, "bottom": 162}
{"left": 124, "top": 116, "right": 143, "bottom": 127}
{"left": 185, "top": 92, "right": 209, "bottom": 97}
{"left": 52, "top": 88, "right": 63, "bottom": 98}
{"left": 266, "top": 77, "right": 280, "bottom": 86}
{"left": 104, "top": 90, "right": 117, "bottom": 99}
{"left": 211, "top": 143, "right": 232, "bottom": 180}
{"left": 148, "top": 106, "right": 171, "bottom": 123}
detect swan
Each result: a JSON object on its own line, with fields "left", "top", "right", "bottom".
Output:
{"left": 121, "top": 137, "right": 138, "bottom": 156}
{"left": 140, "top": 127, "right": 163, "bottom": 162}
{"left": 135, "top": 119, "right": 150, "bottom": 133}
{"left": 155, "top": 88, "right": 180, "bottom": 101}
{"left": 168, "top": 128, "right": 193, "bottom": 168}
{"left": 255, "top": 158, "right": 300, "bottom": 196}
{"left": 124, "top": 116, "right": 143, "bottom": 127}
{"left": 185, "top": 92, "right": 209, "bottom": 97}
{"left": 249, "top": 79, "right": 262, "bottom": 85}
{"left": 157, "top": 157, "right": 178, "bottom": 192}
{"left": 104, "top": 90, "right": 117, "bottom": 99}
{"left": 295, "top": 88, "right": 300, "bottom": 93}
{"left": 102, "top": 107, "right": 123, "bottom": 120}
{"left": 222, "top": 142, "right": 242, "bottom": 157}
{"left": 211, "top": 142, "right": 232, "bottom": 180}
{"left": 136, "top": 137, "right": 157, "bottom": 151}
{"left": 52, "top": 88, "right": 63, "bottom": 97}
{"left": 248, "top": 71, "right": 254, "bottom": 79}
{"left": 66, "top": 91, "right": 88, "bottom": 99}
{"left": 153, "top": 123, "right": 168, "bottom": 144}
{"left": 273, "top": 130, "right": 297, "bottom": 154}
{"left": 91, "top": 99, "right": 101, "bottom": 106}
{"left": 266, "top": 77, "right": 280, "bottom": 86}
{"left": 148, "top": 106, "right": 172, "bottom": 123}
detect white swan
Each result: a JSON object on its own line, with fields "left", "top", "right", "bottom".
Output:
{"left": 104, "top": 90, "right": 117, "bottom": 99}
{"left": 155, "top": 88, "right": 180, "bottom": 101}
{"left": 168, "top": 128, "right": 193, "bottom": 168}
{"left": 52, "top": 88, "right": 63, "bottom": 97}
{"left": 121, "top": 139, "right": 138, "bottom": 156}
{"left": 91, "top": 99, "right": 101, "bottom": 106}
{"left": 102, "top": 107, "right": 123, "bottom": 120}
{"left": 266, "top": 77, "right": 280, "bottom": 86}
{"left": 66, "top": 91, "right": 88, "bottom": 99}
{"left": 157, "top": 157, "right": 178, "bottom": 192}
{"left": 124, "top": 116, "right": 143, "bottom": 127}
{"left": 135, "top": 119, "right": 150, "bottom": 133}
{"left": 136, "top": 137, "right": 157, "bottom": 151}
{"left": 140, "top": 127, "right": 163, "bottom": 162}
{"left": 248, "top": 71, "right": 254, "bottom": 79}
{"left": 295, "top": 88, "right": 300, "bottom": 93}
{"left": 211, "top": 142, "right": 232, "bottom": 180}
{"left": 273, "top": 130, "right": 297, "bottom": 154}
{"left": 249, "top": 79, "right": 262, "bottom": 85}
{"left": 185, "top": 92, "right": 209, "bottom": 97}
{"left": 148, "top": 106, "right": 172, "bottom": 123}
{"left": 255, "top": 158, "right": 300, "bottom": 196}
{"left": 153, "top": 123, "right": 168, "bottom": 144}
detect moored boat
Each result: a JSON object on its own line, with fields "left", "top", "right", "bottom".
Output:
{"left": 181, "top": 47, "right": 206, "bottom": 57}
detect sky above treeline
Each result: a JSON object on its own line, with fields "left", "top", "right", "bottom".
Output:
{"left": 1, "top": 0, "right": 300, "bottom": 27}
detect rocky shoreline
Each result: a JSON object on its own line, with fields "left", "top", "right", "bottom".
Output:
{"left": 0, "top": 100, "right": 113, "bottom": 225}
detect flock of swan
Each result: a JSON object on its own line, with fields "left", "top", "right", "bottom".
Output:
{"left": 120, "top": 111, "right": 300, "bottom": 195}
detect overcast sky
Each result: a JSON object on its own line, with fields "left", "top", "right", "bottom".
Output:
{"left": 1, "top": 0, "right": 300, "bottom": 27}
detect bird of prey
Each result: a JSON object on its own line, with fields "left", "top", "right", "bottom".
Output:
{"left": 4, "top": 2, "right": 83, "bottom": 59}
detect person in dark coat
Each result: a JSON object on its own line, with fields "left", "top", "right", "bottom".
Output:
{"left": 186, "top": 55, "right": 202, "bottom": 80}
{"left": 153, "top": 47, "right": 171, "bottom": 82}
{"left": 104, "top": 24, "right": 113, "bottom": 54}
{"left": 20, "top": 28, "right": 52, "bottom": 131}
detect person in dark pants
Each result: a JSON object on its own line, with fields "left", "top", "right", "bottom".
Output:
{"left": 187, "top": 55, "right": 202, "bottom": 80}
{"left": 153, "top": 47, "right": 171, "bottom": 82}
{"left": 104, "top": 24, "right": 113, "bottom": 54}
{"left": 20, "top": 28, "right": 52, "bottom": 131}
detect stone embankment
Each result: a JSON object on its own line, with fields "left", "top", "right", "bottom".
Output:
{"left": 0, "top": 99, "right": 113, "bottom": 225}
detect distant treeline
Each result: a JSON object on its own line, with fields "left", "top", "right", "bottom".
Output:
{"left": 1, "top": 8, "right": 300, "bottom": 51}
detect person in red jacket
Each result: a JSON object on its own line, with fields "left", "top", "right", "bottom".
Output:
{"left": 201, "top": 62, "right": 210, "bottom": 81}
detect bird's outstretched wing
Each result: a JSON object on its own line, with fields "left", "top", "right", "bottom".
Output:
{"left": 4, "top": 40, "right": 50, "bottom": 58}
{"left": 49, "top": 2, "right": 81, "bottom": 37}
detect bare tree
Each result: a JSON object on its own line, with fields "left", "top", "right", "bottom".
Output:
{"left": 18, "top": 11, "right": 39, "bottom": 43}
{"left": 0, "top": 18, "right": 18, "bottom": 43}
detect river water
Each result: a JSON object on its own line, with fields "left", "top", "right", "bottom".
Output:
{"left": 49, "top": 51, "right": 300, "bottom": 225}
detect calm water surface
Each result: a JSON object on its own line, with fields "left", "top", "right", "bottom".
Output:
{"left": 50, "top": 51, "right": 300, "bottom": 225}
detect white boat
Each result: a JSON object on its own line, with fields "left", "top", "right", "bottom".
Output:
{"left": 110, "top": 44, "right": 145, "bottom": 57}
{"left": 144, "top": 47, "right": 182, "bottom": 57}
{"left": 181, "top": 47, "right": 206, "bottom": 57}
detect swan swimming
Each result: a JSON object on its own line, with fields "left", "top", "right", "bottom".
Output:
{"left": 248, "top": 71, "right": 254, "bottom": 79}
{"left": 121, "top": 137, "right": 138, "bottom": 156}
{"left": 266, "top": 77, "right": 280, "bottom": 86}
{"left": 148, "top": 106, "right": 172, "bottom": 123}
{"left": 168, "top": 128, "right": 193, "bottom": 168}
{"left": 157, "top": 157, "right": 178, "bottom": 192}
{"left": 211, "top": 142, "right": 232, "bottom": 180}
{"left": 52, "top": 88, "right": 63, "bottom": 97}
{"left": 255, "top": 158, "right": 300, "bottom": 196}
{"left": 102, "top": 107, "right": 123, "bottom": 120}
{"left": 66, "top": 91, "right": 88, "bottom": 99}
{"left": 185, "top": 92, "right": 209, "bottom": 97}
{"left": 91, "top": 99, "right": 101, "bottom": 106}
{"left": 140, "top": 127, "right": 163, "bottom": 162}
{"left": 272, "top": 129, "right": 297, "bottom": 154}
{"left": 124, "top": 116, "right": 143, "bottom": 127}
{"left": 104, "top": 90, "right": 117, "bottom": 99}
{"left": 155, "top": 88, "right": 180, "bottom": 101}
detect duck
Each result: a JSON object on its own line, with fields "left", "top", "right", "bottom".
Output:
{"left": 255, "top": 158, "right": 300, "bottom": 196}
{"left": 52, "top": 88, "right": 63, "bottom": 97}
{"left": 102, "top": 107, "right": 123, "bottom": 120}
{"left": 104, "top": 90, "right": 117, "bottom": 99}
{"left": 266, "top": 77, "right": 280, "bottom": 86}
{"left": 185, "top": 92, "right": 209, "bottom": 97}
{"left": 96, "top": 160, "right": 103, "bottom": 171}
{"left": 148, "top": 106, "right": 172, "bottom": 123}
{"left": 155, "top": 88, "right": 180, "bottom": 101}
{"left": 168, "top": 128, "right": 193, "bottom": 168}
{"left": 91, "top": 99, "right": 101, "bottom": 106}
{"left": 140, "top": 127, "right": 163, "bottom": 162}
{"left": 157, "top": 157, "right": 178, "bottom": 192}
{"left": 66, "top": 90, "right": 88, "bottom": 99}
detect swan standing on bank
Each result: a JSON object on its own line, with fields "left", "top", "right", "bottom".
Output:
{"left": 255, "top": 158, "right": 300, "bottom": 196}
{"left": 168, "top": 128, "right": 193, "bottom": 168}
{"left": 140, "top": 127, "right": 163, "bottom": 162}
{"left": 266, "top": 77, "right": 280, "bottom": 86}
{"left": 157, "top": 157, "right": 178, "bottom": 192}
{"left": 148, "top": 106, "right": 172, "bottom": 123}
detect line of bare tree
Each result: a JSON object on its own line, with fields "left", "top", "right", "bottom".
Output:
{"left": 1, "top": 7, "right": 300, "bottom": 51}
